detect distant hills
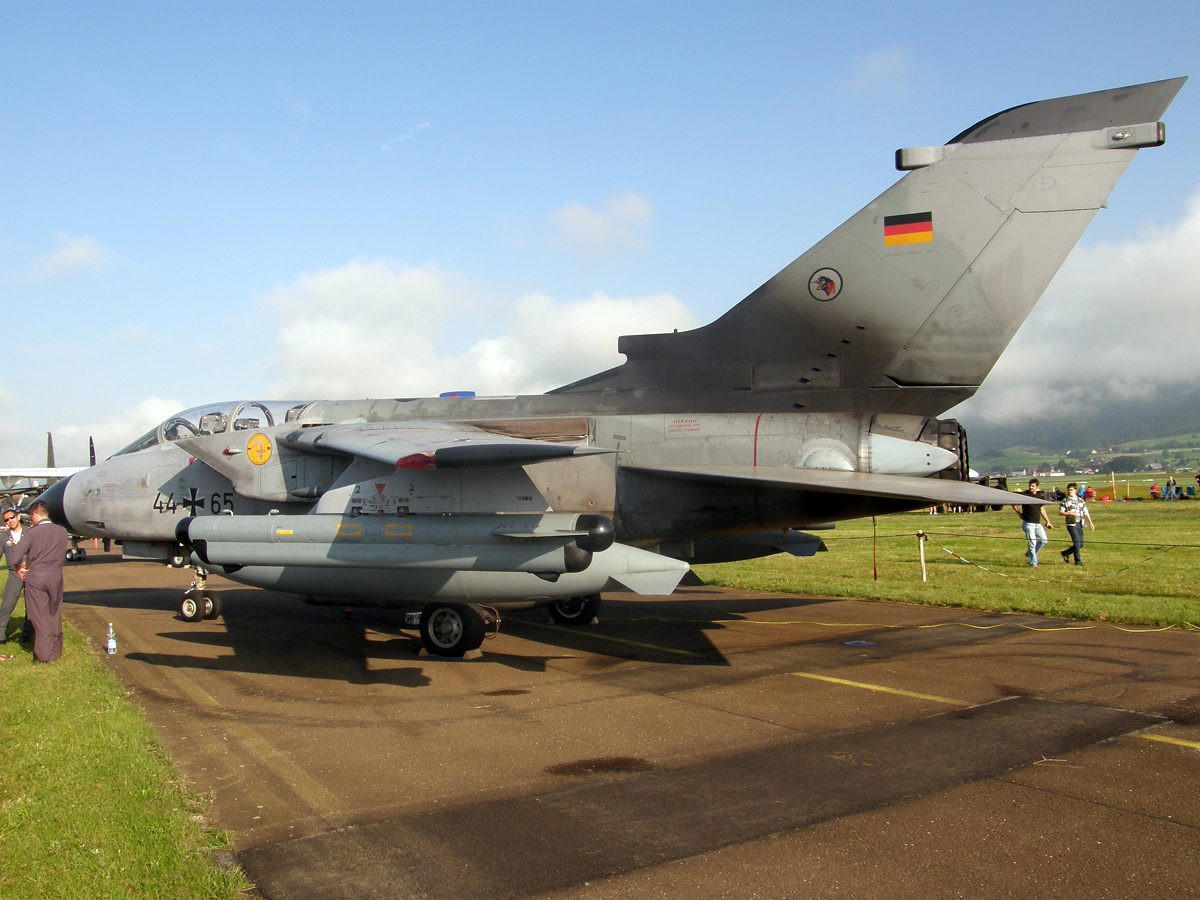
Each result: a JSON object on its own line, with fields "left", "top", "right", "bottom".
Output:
{"left": 957, "top": 387, "right": 1200, "bottom": 474}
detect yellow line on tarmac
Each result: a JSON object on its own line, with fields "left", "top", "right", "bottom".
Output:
{"left": 516, "top": 619, "right": 702, "bottom": 657}
{"left": 1138, "top": 733, "right": 1200, "bottom": 751}
{"left": 790, "top": 671, "right": 965, "bottom": 706}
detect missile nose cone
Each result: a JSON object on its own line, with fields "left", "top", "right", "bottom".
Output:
{"left": 574, "top": 514, "right": 615, "bottom": 552}
{"left": 34, "top": 476, "right": 73, "bottom": 528}
{"left": 175, "top": 517, "right": 196, "bottom": 548}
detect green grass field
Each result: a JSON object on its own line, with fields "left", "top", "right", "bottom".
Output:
{"left": 0, "top": 589, "right": 247, "bottom": 899}
{"left": 696, "top": 496, "right": 1200, "bottom": 628}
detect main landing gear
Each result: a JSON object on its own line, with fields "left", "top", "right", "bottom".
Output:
{"left": 548, "top": 594, "right": 602, "bottom": 626}
{"left": 179, "top": 567, "right": 223, "bottom": 622}
{"left": 417, "top": 602, "right": 498, "bottom": 657}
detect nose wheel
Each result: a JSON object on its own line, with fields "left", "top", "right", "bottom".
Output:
{"left": 180, "top": 590, "right": 222, "bottom": 622}
{"left": 180, "top": 566, "right": 221, "bottom": 622}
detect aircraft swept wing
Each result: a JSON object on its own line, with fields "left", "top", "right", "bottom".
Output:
{"left": 38, "top": 78, "right": 1185, "bottom": 658}
{"left": 622, "top": 464, "right": 1047, "bottom": 508}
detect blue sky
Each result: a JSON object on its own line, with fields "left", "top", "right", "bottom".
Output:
{"left": 2, "top": 2, "right": 1198, "bottom": 463}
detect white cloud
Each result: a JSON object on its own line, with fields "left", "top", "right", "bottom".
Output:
{"left": 844, "top": 48, "right": 911, "bottom": 94}
{"left": 267, "top": 258, "right": 699, "bottom": 398}
{"left": 56, "top": 396, "right": 184, "bottom": 461}
{"left": 549, "top": 192, "right": 654, "bottom": 254}
{"left": 269, "top": 259, "right": 482, "bottom": 398}
{"left": 291, "top": 99, "right": 313, "bottom": 118}
{"left": 466, "top": 290, "right": 699, "bottom": 393}
{"left": 954, "top": 187, "right": 1200, "bottom": 425}
{"left": 25, "top": 234, "right": 119, "bottom": 280}
{"left": 382, "top": 123, "right": 430, "bottom": 152}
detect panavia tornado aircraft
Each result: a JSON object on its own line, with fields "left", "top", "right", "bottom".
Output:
{"left": 41, "top": 78, "right": 1184, "bottom": 657}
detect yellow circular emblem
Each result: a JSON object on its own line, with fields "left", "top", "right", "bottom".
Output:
{"left": 246, "top": 433, "right": 273, "bottom": 466}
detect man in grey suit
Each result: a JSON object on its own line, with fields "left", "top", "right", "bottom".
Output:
{"left": 17, "top": 501, "right": 69, "bottom": 662}
{"left": 0, "top": 509, "right": 27, "bottom": 643}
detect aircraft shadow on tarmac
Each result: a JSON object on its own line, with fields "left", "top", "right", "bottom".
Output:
{"left": 67, "top": 586, "right": 847, "bottom": 684}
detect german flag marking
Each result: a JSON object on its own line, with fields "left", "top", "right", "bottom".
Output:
{"left": 884, "top": 211, "right": 933, "bottom": 246}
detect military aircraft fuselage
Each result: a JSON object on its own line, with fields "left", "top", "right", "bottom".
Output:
{"left": 54, "top": 407, "right": 962, "bottom": 563}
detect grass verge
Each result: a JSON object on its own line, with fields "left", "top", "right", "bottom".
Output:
{"left": 0, "top": 591, "right": 248, "bottom": 899}
{"left": 695, "top": 499, "right": 1200, "bottom": 628}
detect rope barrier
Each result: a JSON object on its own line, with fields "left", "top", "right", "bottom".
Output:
{"left": 819, "top": 531, "right": 1200, "bottom": 548}
{"left": 923, "top": 535, "right": 1178, "bottom": 584}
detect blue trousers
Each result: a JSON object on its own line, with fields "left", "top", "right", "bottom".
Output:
{"left": 1062, "top": 523, "right": 1084, "bottom": 565}
{"left": 1022, "top": 522, "right": 1048, "bottom": 566}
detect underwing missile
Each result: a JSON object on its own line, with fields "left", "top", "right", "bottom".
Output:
{"left": 176, "top": 512, "right": 615, "bottom": 574}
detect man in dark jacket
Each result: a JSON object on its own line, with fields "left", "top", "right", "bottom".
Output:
{"left": 17, "top": 501, "right": 69, "bottom": 662}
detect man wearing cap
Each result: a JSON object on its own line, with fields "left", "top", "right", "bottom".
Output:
{"left": 0, "top": 509, "right": 27, "bottom": 642}
{"left": 16, "top": 501, "right": 69, "bottom": 662}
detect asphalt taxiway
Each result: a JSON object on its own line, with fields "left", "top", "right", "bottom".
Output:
{"left": 62, "top": 552, "right": 1200, "bottom": 899}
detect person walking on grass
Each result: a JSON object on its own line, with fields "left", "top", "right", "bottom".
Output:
{"left": 1059, "top": 482, "right": 1094, "bottom": 566}
{"left": 1013, "top": 478, "right": 1053, "bottom": 566}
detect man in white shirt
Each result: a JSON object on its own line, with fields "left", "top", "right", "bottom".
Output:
{"left": 1059, "top": 483, "right": 1095, "bottom": 566}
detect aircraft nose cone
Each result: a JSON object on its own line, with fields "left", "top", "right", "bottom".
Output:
{"left": 33, "top": 476, "right": 73, "bottom": 528}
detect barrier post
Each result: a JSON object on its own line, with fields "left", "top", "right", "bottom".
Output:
{"left": 872, "top": 517, "right": 878, "bottom": 581}
{"left": 917, "top": 530, "right": 927, "bottom": 582}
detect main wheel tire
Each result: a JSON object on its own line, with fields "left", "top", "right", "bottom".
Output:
{"left": 180, "top": 594, "right": 205, "bottom": 622}
{"left": 76, "top": 548, "right": 86, "bottom": 561}
{"left": 65, "top": 548, "right": 76, "bottom": 562}
{"left": 549, "top": 594, "right": 602, "bottom": 625}
{"left": 419, "top": 603, "right": 485, "bottom": 656}
{"left": 201, "top": 592, "right": 222, "bottom": 620}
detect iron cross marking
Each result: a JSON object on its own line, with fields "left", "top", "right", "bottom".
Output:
{"left": 179, "top": 488, "right": 204, "bottom": 516}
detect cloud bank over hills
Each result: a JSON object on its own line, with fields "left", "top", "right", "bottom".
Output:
{"left": 952, "top": 185, "right": 1200, "bottom": 447}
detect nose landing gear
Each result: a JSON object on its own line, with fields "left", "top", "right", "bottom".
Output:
{"left": 179, "top": 567, "right": 222, "bottom": 622}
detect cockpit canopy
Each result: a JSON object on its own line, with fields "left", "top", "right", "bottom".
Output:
{"left": 115, "top": 400, "right": 313, "bottom": 456}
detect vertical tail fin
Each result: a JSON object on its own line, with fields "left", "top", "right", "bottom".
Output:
{"left": 46, "top": 432, "right": 56, "bottom": 469}
{"left": 553, "top": 78, "right": 1185, "bottom": 416}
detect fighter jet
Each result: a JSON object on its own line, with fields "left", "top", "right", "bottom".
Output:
{"left": 39, "top": 78, "right": 1185, "bottom": 656}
